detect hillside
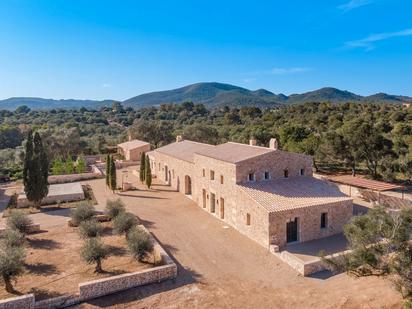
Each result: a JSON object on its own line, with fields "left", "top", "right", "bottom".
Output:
{"left": 1, "top": 82, "right": 411, "bottom": 110}
{"left": 122, "top": 82, "right": 285, "bottom": 108}
{"left": 0, "top": 97, "right": 114, "bottom": 110}
{"left": 123, "top": 83, "right": 412, "bottom": 107}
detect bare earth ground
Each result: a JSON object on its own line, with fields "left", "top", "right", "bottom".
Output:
{"left": 68, "top": 167, "right": 402, "bottom": 309}
{"left": 0, "top": 223, "right": 151, "bottom": 301}
{"left": 0, "top": 169, "right": 403, "bottom": 308}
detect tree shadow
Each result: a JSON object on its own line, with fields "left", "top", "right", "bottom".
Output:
{"left": 138, "top": 218, "right": 156, "bottom": 229}
{"left": 27, "top": 238, "right": 62, "bottom": 250}
{"left": 25, "top": 262, "right": 59, "bottom": 276}
{"left": 30, "top": 287, "right": 65, "bottom": 301}
{"left": 106, "top": 244, "right": 127, "bottom": 257}
{"left": 117, "top": 193, "right": 167, "bottom": 200}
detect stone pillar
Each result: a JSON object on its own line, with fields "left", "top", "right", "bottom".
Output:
{"left": 176, "top": 135, "right": 183, "bottom": 142}
{"left": 249, "top": 139, "right": 257, "bottom": 146}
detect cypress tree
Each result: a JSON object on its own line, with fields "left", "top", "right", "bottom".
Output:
{"left": 109, "top": 155, "right": 117, "bottom": 193}
{"left": 145, "top": 155, "right": 152, "bottom": 188}
{"left": 105, "top": 154, "right": 110, "bottom": 187}
{"left": 23, "top": 131, "right": 34, "bottom": 200}
{"left": 139, "top": 152, "right": 146, "bottom": 183}
{"left": 23, "top": 131, "right": 49, "bottom": 208}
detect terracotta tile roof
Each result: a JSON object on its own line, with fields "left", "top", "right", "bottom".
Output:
{"left": 155, "top": 140, "right": 216, "bottom": 163}
{"left": 118, "top": 139, "right": 149, "bottom": 151}
{"left": 328, "top": 175, "right": 404, "bottom": 192}
{"left": 238, "top": 177, "right": 352, "bottom": 213}
{"left": 195, "top": 142, "right": 275, "bottom": 163}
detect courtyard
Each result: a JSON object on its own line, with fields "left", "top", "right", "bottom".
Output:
{"left": 0, "top": 166, "right": 403, "bottom": 308}
{"left": 70, "top": 166, "right": 402, "bottom": 308}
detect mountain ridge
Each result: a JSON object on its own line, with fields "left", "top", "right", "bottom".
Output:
{"left": 1, "top": 82, "right": 411, "bottom": 110}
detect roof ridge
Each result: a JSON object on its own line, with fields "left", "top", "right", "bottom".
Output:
{"left": 227, "top": 141, "right": 275, "bottom": 151}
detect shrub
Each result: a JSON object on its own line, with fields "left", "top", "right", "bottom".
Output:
{"left": 6, "top": 193, "right": 17, "bottom": 209}
{"left": 127, "top": 227, "right": 154, "bottom": 263}
{"left": 6, "top": 210, "right": 33, "bottom": 234}
{"left": 70, "top": 202, "right": 95, "bottom": 226}
{"left": 0, "top": 229, "right": 25, "bottom": 247}
{"left": 105, "top": 199, "right": 125, "bottom": 219}
{"left": 0, "top": 244, "right": 25, "bottom": 293}
{"left": 81, "top": 237, "right": 108, "bottom": 273}
{"left": 113, "top": 212, "right": 138, "bottom": 236}
{"left": 79, "top": 219, "right": 103, "bottom": 239}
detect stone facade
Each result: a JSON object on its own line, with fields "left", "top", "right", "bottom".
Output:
{"left": 149, "top": 138, "right": 353, "bottom": 250}
{"left": 118, "top": 140, "right": 151, "bottom": 162}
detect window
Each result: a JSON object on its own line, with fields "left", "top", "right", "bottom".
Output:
{"left": 300, "top": 168, "right": 305, "bottom": 176}
{"left": 264, "top": 171, "right": 270, "bottom": 180}
{"left": 202, "top": 168, "right": 205, "bottom": 177}
{"left": 220, "top": 175, "right": 224, "bottom": 184}
{"left": 321, "top": 213, "right": 328, "bottom": 229}
{"left": 248, "top": 173, "right": 255, "bottom": 182}
{"left": 158, "top": 163, "right": 161, "bottom": 171}
{"left": 284, "top": 169, "right": 289, "bottom": 178}
{"left": 172, "top": 169, "right": 175, "bottom": 179}
{"left": 210, "top": 170, "right": 215, "bottom": 180}
{"left": 246, "top": 213, "right": 251, "bottom": 225}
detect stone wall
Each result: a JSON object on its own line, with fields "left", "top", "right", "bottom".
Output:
{"left": 236, "top": 150, "right": 313, "bottom": 183}
{"left": 0, "top": 294, "right": 35, "bottom": 309}
{"left": 48, "top": 164, "right": 104, "bottom": 185}
{"left": 150, "top": 152, "right": 195, "bottom": 195}
{"left": 269, "top": 200, "right": 353, "bottom": 247}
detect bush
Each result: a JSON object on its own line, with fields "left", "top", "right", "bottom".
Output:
{"left": 81, "top": 237, "right": 108, "bottom": 273}
{"left": 6, "top": 210, "right": 33, "bottom": 234}
{"left": 0, "top": 229, "right": 25, "bottom": 247}
{"left": 70, "top": 202, "right": 95, "bottom": 226}
{"left": 0, "top": 244, "right": 25, "bottom": 293}
{"left": 105, "top": 199, "right": 125, "bottom": 219}
{"left": 127, "top": 227, "right": 154, "bottom": 263}
{"left": 79, "top": 219, "right": 103, "bottom": 239}
{"left": 112, "top": 212, "right": 138, "bottom": 236}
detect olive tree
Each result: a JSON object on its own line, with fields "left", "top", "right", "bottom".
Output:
{"left": 81, "top": 237, "right": 108, "bottom": 273}
{"left": 127, "top": 227, "right": 154, "bottom": 263}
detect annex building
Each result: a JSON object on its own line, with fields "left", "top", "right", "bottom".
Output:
{"left": 147, "top": 136, "right": 352, "bottom": 250}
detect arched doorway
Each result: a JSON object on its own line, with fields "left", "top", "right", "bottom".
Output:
{"left": 184, "top": 175, "right": 192, "bottom": 195}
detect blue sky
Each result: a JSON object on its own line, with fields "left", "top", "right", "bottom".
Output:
{"left": 0, "top": 0, "right": 411, "bottom": 100}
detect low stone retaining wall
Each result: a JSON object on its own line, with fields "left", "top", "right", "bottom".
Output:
{"left": 0, "top": 294, "right": 34, "bottom": 309}
{"left": 48, "top": 165, "right": 103, "bottom": 185}
{"left": 276, "top": 248, "right": 352, "bottom": 276}
{"left": 0, "top": 225, "right": 177, "bottom": 309}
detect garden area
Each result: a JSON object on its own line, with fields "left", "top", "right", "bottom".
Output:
{"left": 0, "top": 199, "right": 158, "bottom": 301}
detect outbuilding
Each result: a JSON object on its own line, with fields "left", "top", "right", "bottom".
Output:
{"left": 117, "top": 139, "right": 151, "bottom": 162}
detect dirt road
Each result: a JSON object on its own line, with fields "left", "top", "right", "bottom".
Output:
{"left": 72, "top": 168, "right": 401, "bottom": 309}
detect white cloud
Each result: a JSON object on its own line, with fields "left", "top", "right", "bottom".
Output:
{"left": 338, "top": 0, "right": 373, "bottom": 11}
{"left": 270, "top": 67, "right": 311, "bottom": 75}
{"left": 101, "top": 83, "right": 112, "bottom": 88}
{"left": 345, "top": 28, "right": 412, "bottom": 50}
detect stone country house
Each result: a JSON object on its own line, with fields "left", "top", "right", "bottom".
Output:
{"left": 147, "top": 136, "right": 352, "bottom": 250}
{"left": 117, "top": 139, "right": 151, "bottom": 161}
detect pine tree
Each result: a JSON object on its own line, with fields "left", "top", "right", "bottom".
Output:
{"left": 24, "top": 131, "right": 49, "bottom": 208}
{"left": 109, "top": 155, "right": 117, "bottom": 193}
{"left": 139, "top": 152, "right": 146, "bottom": 183}
{"left": 145, "top": 155, "right": 152, "bottom": 188}
{"left": 105, "top": 154, "right": 110, "bottom": 187}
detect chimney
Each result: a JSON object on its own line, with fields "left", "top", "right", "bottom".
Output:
{"left": 249, "top": 138, "right": 257, "bottom": 146}
{"left": 127, "top": 131, "right": 132, "bottom": 141}
{"left": 176, "top": 135, "right": 183, "bottom": 142}
{"left": 269, "top": 138, "right": 278, "bottom": 150}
